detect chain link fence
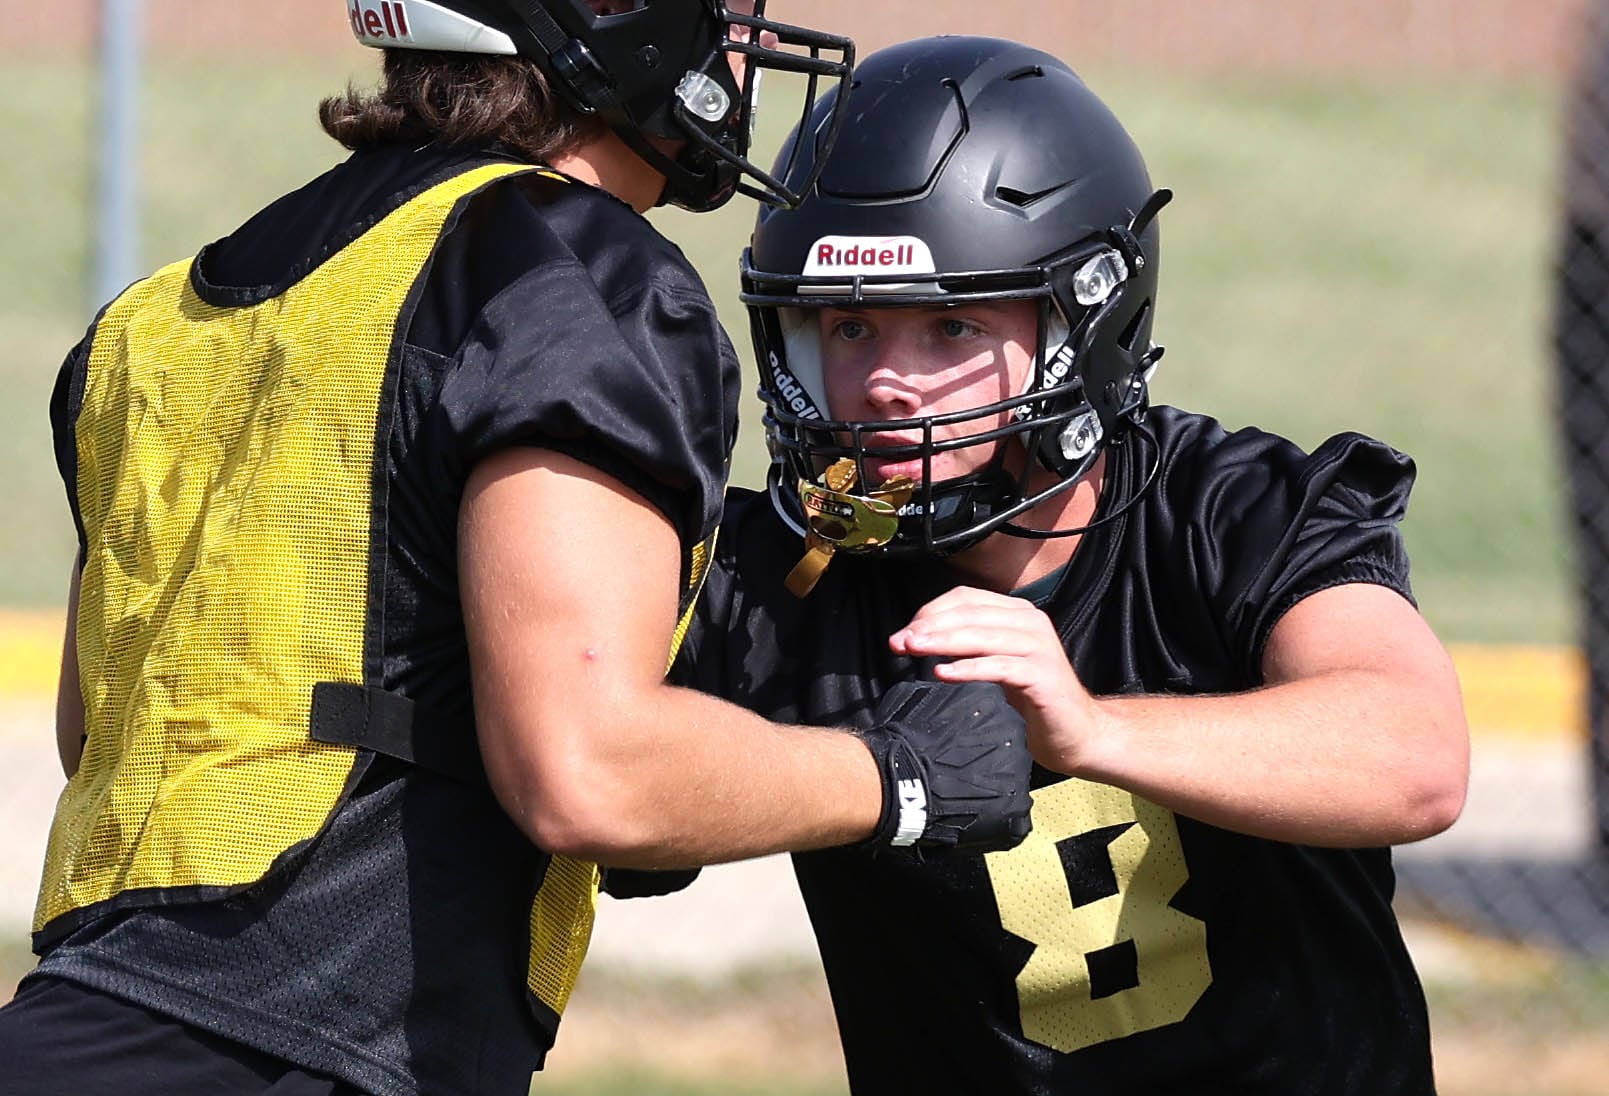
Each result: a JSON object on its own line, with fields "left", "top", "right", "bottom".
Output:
{"left": 0, "top": 1, "right": 1605, "bottom": 1091}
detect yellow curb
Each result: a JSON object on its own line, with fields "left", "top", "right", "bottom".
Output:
{"left": 1445, "top": 643, "right": 1586, "bottom": 742}
{"left": 0, "top": 610, "right": 62, "bottom": 700}
{"left": 0, "top": 613, "right": 1591, "bottom": 741}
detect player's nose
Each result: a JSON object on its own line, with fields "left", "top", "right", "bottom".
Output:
{"left": 862, "top": 355, "right": 925, "bottom": 419}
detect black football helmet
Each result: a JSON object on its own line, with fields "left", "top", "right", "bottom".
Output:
{"left": 742, "top": 35, "right": 1169, "bottom": 562}
{"left": 346, "top": 0, "right": 854, "bottom": 211}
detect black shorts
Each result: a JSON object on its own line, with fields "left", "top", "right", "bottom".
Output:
{"left": 0, "top": 975, "right": 363, "bottom": 1095}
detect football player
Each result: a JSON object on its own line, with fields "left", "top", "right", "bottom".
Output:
{"left": 676, "top": 34, "right": 1470, "bottom": 1093}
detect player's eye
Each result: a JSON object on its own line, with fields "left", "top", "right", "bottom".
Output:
{"left": 830, "top": 318, "right": 871, "bottom": 341}
{"left": 939, "top": 316, "right": 981, "bottom": 338}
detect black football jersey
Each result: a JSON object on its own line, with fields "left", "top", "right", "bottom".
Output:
{"left": 674, "top": 406, "right": 1434, "bottom": 1095}
{"left": 42, "top": 143, "right": 740, "bottom": 1096}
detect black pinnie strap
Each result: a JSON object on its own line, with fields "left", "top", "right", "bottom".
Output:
{"left": 310, "top": 681, "right": 483, "bottom": 785}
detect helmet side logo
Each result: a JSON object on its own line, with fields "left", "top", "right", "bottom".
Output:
{"left": 804, "top": 236, "right": 937, "bottom": 278}
{"left": 347, "top": 0, "right": 518, "bottom": 54}
{"left": 349, "top": 0, "right": 410, "bottom": 43}
{"left": 768, "top": 352, "right": 823, "bottom": 421}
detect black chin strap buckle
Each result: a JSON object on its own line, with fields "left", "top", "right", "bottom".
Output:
{"left": 550, "top": 39, "right": 613, "bottom": 115}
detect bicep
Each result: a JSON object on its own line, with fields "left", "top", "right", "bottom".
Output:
{"left": 1261, "top": 582, "right": 1470, "bottom": 838}
{"left": 459, "top": 447, "right": 684, "bottom": 811}
{"left": 1262, "top": 583, "right": 1453, "bottom": 686}
{"left": 1262, "top": 583, "right": 1468, "bottom": 762}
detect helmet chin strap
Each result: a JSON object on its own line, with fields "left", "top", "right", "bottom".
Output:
{"left": 775, "top": 436, "right": 1025, "bottom": 595}
{"left": 999, "top": 417, "right": 1160, "bottom": 540}
{"left": 609, "top": 111, "right": 737, "bottom": 212}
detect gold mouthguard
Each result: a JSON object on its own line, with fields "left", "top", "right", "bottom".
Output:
{"left": 784, "top": 459, "right": 916, "bottom": 597}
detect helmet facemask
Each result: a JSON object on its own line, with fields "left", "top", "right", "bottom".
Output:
{"left": 746, "top": 199, "right": 1167, "bottom": 595}
{"left": 664, "top": 1, "right": 858, "bottom": 211}
{"left": 756, "top": 294, "right": 1073, "bottom": 551}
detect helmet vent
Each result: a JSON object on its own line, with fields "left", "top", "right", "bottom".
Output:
{"left": 1006, "top": 65, "right": 1045, "bottom": 81}
{"left": 1118, "top": 302, "right": 1152, "bottom": 351}
{"left": 995, "top": 180, "right": 1073, "bottom": 209}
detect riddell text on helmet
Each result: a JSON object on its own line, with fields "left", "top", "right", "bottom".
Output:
{"left": 350, "top": 0, "right": 411, "bottom": 43}
{"left": 817, "top": 243, "right": 916, "bottom": 267}
{"left": 803, "top": 236, "right": 937, "bottom": 278}
{"left": 769, "top": 356, "right": 823, "bottom": 420}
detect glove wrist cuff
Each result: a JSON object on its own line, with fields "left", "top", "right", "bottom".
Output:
{"left": 850, "top": 727, "right": 901, "bottom": 849}
{"left": 852, "top": 728, "right": 930, "bottom": 849}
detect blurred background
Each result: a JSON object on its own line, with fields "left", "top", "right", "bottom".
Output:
{"left": 0, "top": 1, "right": 1605, "bottom": 1093}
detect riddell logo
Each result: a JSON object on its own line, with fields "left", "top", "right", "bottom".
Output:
{"left": 350, "top": 0, "right": 411, "bottom": 42}
{"left": 817, "top": 242, "right": 916, "bottom": 267}
{"left": 803, "top": 235, "right": 936, "bottom": 279}
{"left": 768, "top": 353, "right": 822, "bottom": 420}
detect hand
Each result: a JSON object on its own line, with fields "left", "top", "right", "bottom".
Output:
{"left": 889, "top": 586, "right": 1100, "bottom": 774}
{"left": 855, "top": 679, "right": 1034, "bottom": 855}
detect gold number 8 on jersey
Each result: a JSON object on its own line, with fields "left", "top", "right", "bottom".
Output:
{"left": 983, "top": 779, "right": 1213, "bottom": 1054}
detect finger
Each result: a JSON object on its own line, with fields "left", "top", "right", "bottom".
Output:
{"left": 893, "top": 604, "right": 1053, "bottom": 657}
{"left": 894, "top": 620, "right": 1036, "bottom": 660}
{"left": 930, "top": 655, "right": 1049, "bottom": 694}
{"left": 898, "top": 623, "right": 1043, "bottom": 662}
{"left": 904, "top": 595, "right": 1047, "bottom": 637}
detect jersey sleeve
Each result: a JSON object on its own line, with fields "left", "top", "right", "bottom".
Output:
{"left": 436, "top": 257, "right": 740, "bottom": 550}
{"left": 1158, "top": 415, "right": 1417, "bottom": 679}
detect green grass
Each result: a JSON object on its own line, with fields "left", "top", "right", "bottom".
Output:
{"left": 0, "top": 58, "right": 1570, "bottom": 641}
{"left": 1110, "top": 72, "right": 1563, "bottom": 595}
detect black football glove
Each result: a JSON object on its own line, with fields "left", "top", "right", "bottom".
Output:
{"left": 854, "top": 680, "right": 1034, "bottom": 856}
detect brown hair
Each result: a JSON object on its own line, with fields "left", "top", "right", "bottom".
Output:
{"left": 319, "top": 50, "right": 604, "bottom": 164}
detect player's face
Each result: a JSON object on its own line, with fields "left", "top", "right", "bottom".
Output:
{"left": 817, "top": 301, "right": 1039, "bottom": 487}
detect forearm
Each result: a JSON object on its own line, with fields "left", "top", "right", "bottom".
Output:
{"left": 462, "top": 449, "right": 1026, "bottom": 870}
{"left": 1070, "top": 668, "right": 1467, "bottom": 847}
{"left": 900, "top": 582, "right": 1469, "bottom": 849}
{"left": 527, "top": 680, "right": 882, "bottom": 868}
